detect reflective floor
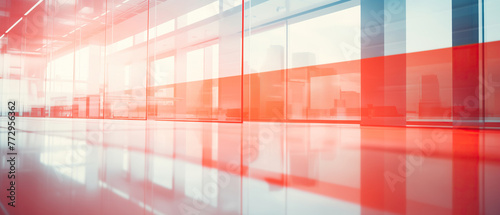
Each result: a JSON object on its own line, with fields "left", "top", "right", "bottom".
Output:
{"left": 1, "top": 118, "right": 500, "bottom": 215}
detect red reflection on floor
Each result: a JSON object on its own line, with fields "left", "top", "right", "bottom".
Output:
{"left": 1, "top": 118, "right": 499, "bottom": 215}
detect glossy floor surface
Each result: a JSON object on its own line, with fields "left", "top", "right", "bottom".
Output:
{"left": 1, "top": 118, "right": 500, "bottom": 215}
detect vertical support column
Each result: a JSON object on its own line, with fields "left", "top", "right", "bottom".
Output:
{"left": 452, "top": 0, "right": 481, "bottom": 127}
{"left": 452, "top": 4, "right": 481, "bottom": 210}
{"left": 360, "top": 0, "right": 406, "bottom": 126}
{"left": 360, "top": 5, "right": 386, "bottom": 213}
{"left": 384, "top": 0, "right": 406, "bottom": 126}
{"left": 360, "top": 1, "right": 407, "bottom": 214}
{"left": 361, "top": 0, "right": 385, "bottom": 126}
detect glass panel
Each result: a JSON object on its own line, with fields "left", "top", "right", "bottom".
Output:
{"left": 287, "top": 5, "right": 361, "bottom": 121}
{"left": 406, "top": 0, "right": 452, "bottom": 53}
{"left": 104, "top": 0, "right": 148, "bottom": 120}
{"left": 406, "top": 0, "right": 453, "bottom": 122}
{"left": 484, "top": 0, "right": 500, "bottom": 123}
{"left": 148, "top": 0, "right": 242, "bottom": 121}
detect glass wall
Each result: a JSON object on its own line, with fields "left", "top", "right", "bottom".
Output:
{"left": 1, "top": 0, "right": 499, "bottom": 127}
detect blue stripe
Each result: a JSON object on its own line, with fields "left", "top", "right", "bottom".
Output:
{"left": 452, "top": 0, "right": 479, "bottom": 46}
